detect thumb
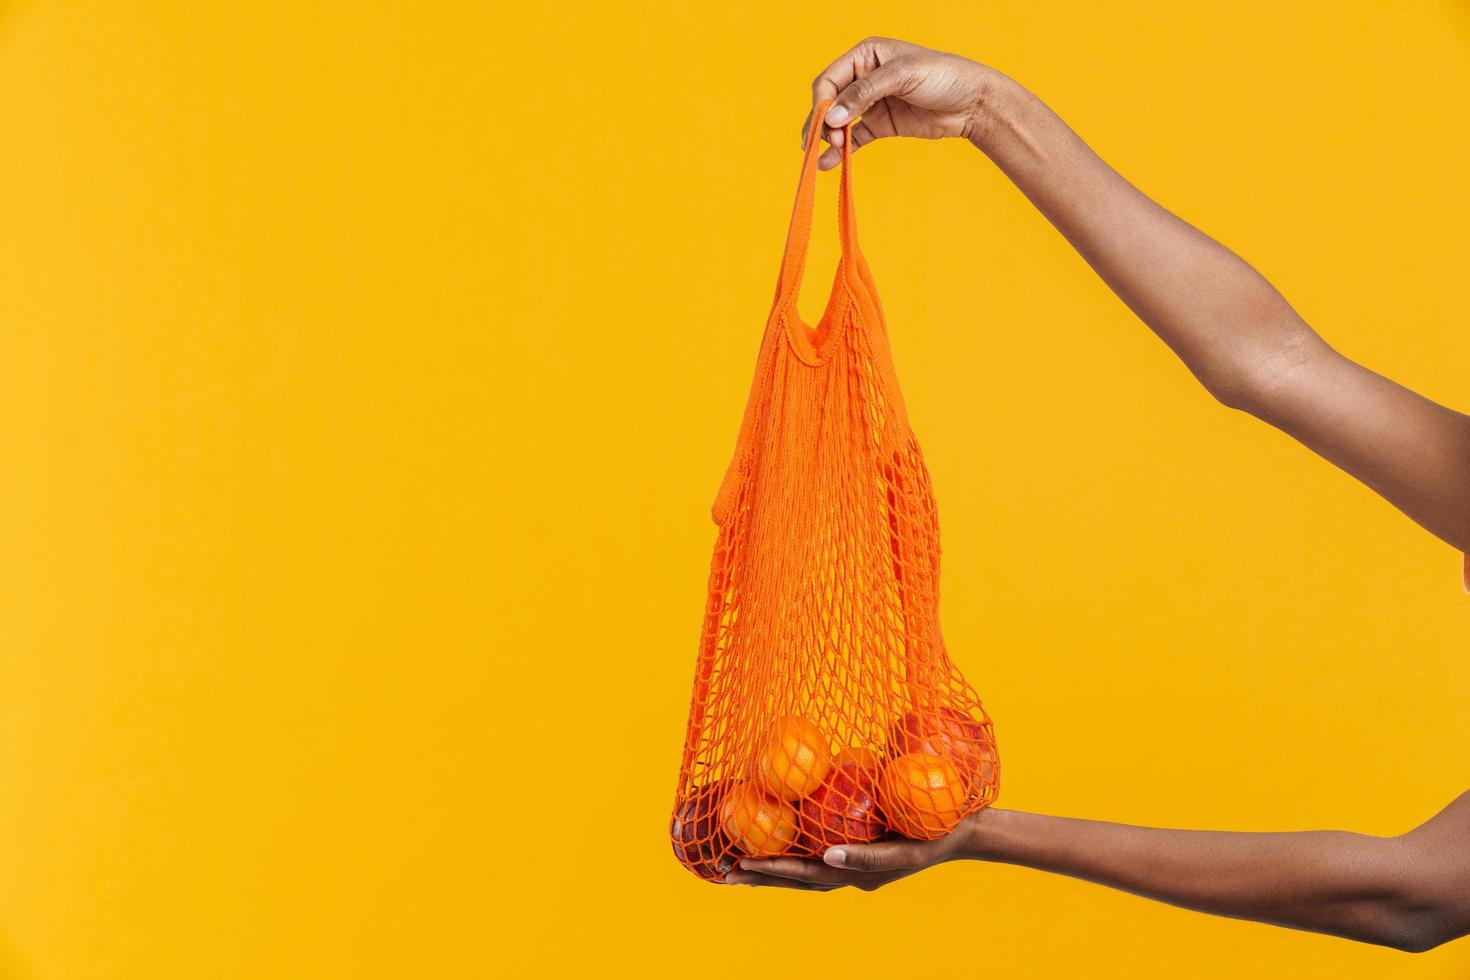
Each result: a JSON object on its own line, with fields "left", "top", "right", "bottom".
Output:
{"left": 823, "top": 840, "right": 925, "bottom": 872}
{"left": 824, "top": 59, "right": 916, "bottom": 128}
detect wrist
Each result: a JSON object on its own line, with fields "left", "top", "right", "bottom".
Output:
{"left": 963, "top": 69, "right": 1026, "bottom": 155}
{"left": 954, "top": 806, "right": 1017, "bottom": 861}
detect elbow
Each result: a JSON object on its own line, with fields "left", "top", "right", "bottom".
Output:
{"left": 1344, "top": 860, "right": 1469, "bottom": 953}
{"left": 1382, "top": 898, "right": 1470, "bottom": 953}
{"left": 1207, "top": 331, "right": 1327, "bottom": 420}
{"left": 1315, "top": 833, "right": 1470, "bottom": 953}
{"left": 1371, "top": 916, "right": 1441, "bottom": 954}
{"left": 1370, "top": 917, "right": 1457, "bottom": 955}
{"left": 1191, "top": 293, "right": 1327, "bottom": 419}
{"left": 1199, "top": 368, "right": 1259, "bottom": 416}
{"left": 1334, "top": 899, "right": 1456, "bottom": 954}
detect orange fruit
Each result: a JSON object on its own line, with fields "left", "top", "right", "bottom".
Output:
{"left": 754, "top": 715, "right": 832, "bottom": 801}
{"left": 878, "top": 752, "right": 968, "bottom": 840}
{"left": 720, "top": 781, "right": 798, "bottom": 857}
{"left": 887, "top": 708, "right": 997, "bottom": 789}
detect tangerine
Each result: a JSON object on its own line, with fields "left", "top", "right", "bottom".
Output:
{"left": 878, "top": 751, "right": 968, "bottom": 840}
{"left": 888, "top": 708, "right": 996, "bottom": 788}
{"left": 720, "top": 781, "right": 798, "bottom": 857}
{"left": 754, "top": 715, "right": 832, "bottom": 802}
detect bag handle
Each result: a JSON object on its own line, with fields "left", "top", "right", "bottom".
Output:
{"left": 774, "top": 100, "right": 859, "bottom": 311}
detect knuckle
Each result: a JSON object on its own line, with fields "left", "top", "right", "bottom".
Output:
{"left": 896, "top": 63, "right": 925, "bottom": 96}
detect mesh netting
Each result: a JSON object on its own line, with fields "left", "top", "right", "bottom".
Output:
{"left": 670, "top": 103, "right": 999, "bottom": 882}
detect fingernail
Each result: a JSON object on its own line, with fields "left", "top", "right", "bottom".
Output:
{"left": 739, "top": 859, "right": 756, "bottom": 871}
{"left": 826, "top": 106, "right": 849, "bottom": 126}
{"left": 823, "top": 847, "right": 847, "bottom": 867}
{"left": 829, "top": 129, "right": 844, "bottom": 147}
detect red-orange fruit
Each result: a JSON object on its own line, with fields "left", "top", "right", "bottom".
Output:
{"left": 671, "top": 780, "right": 737, "bottom": 878}
{"left": 797, "top": 763, "right": 885, "bottom": 851}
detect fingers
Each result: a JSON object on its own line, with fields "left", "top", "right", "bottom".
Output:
{"left": 799, "top": 111, "right": 843, "bottom": 158}
{"left": 811, "top": 38, "right": 891, "bottom": 116}
{"left": 736, "top": 856, "right": 855, "bottom": 885}
{"left": 724, "top": 867, "right": 833, "bottom": 891}
{"left": 825, "top": 59, "right": 917, "bottom": 129}
{"left": 805, "top": 36, "right": 898, "bottom": 148}
{"left": 817, "top": 120, "right": 879, "bottom": 171}
{"left": 732, "top": 856, "right": 888, "bottom": 890}
{"left": 822, "top": 840, "right": 927, "bottom": 872}
{"left": 850, "top": 120, "right": 879, "bottom": 149}
{"left": 808, "top": 47, "right": 912, "bottom": 170}
{"left": 727, "top": 843, "right": 934, "bottom": 891}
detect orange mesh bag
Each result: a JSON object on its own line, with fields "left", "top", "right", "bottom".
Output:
{"left": 670, "top": 103, "right": 1000, "bottom": 882}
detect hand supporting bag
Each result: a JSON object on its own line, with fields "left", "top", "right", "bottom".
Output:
{"left": 670, "top": 103, "right": 999, "bottom": 882}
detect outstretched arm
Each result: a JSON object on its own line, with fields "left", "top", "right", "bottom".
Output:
{"left": 729, "top": 792, "right": 1470, "bottom": 952}
{"left": 807, "top": 38, "right": 1470, "bottom": 553}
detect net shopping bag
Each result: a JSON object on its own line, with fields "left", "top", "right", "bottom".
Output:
{"left": 671, "top": 102, "right": 999, "bottom": 882}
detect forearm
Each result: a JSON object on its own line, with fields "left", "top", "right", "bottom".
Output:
{"left": 965, "top": 72, "right": 1470, "bottom": 552}
{"left": 967, "top": 72, "right": 1298, "bottom": 403}
{"left": 964, "top": 809, "right": 1428, "bottom": 949}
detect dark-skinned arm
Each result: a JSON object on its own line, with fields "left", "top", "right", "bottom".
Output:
{"left": 729, "top": 792, "right": 1470, "bottom": 952}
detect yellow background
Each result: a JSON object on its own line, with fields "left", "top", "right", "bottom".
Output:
{"left": 2, "top": 1, "right": 1469, "bottom": 977}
